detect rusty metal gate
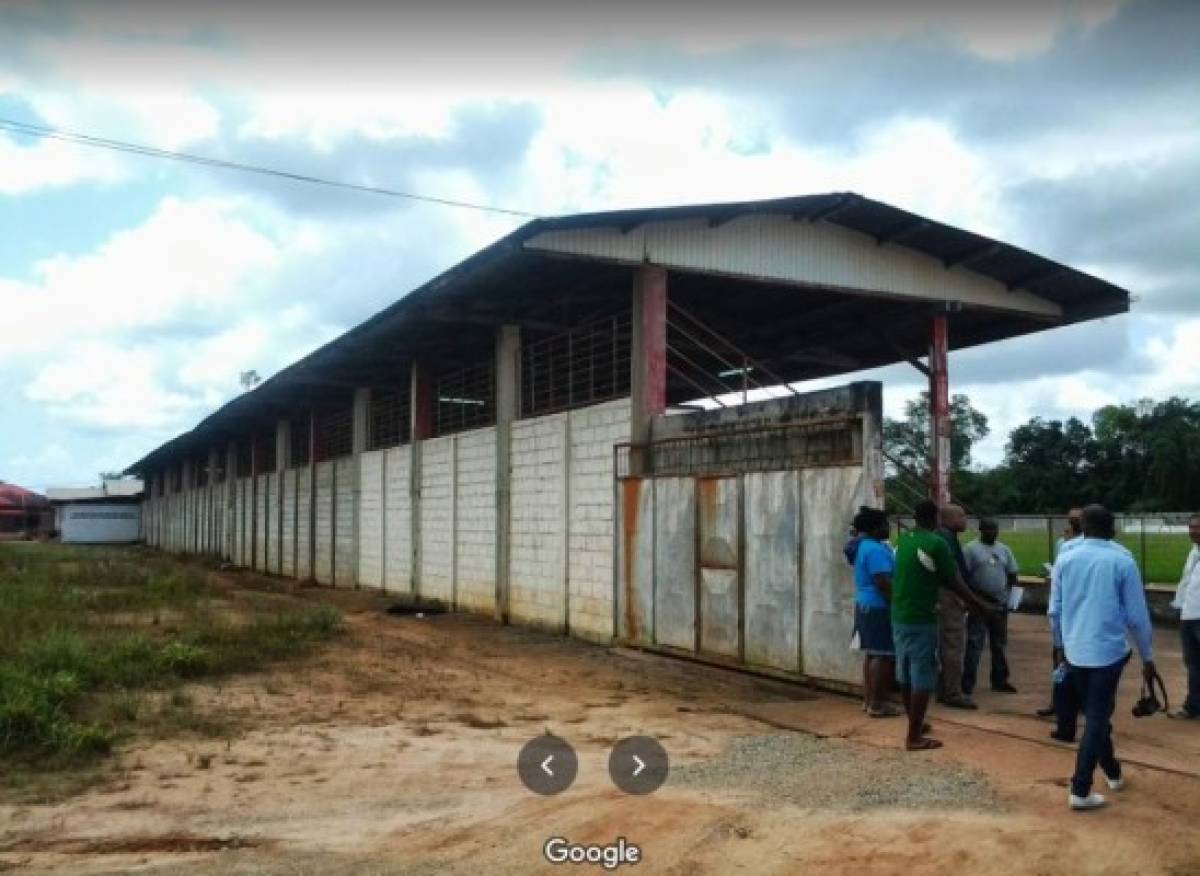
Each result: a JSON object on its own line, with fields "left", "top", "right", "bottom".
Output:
{"left": 614, "top": 410, "right": 878, "bottom": 687}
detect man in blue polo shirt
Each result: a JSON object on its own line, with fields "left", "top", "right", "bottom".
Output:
{"left": 1049, "top": 504, "right": 1157, "bottom": 811}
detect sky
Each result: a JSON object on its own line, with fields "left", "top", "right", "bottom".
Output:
{"left": 1, "top": 0, "right": 1197, "bottom": 491}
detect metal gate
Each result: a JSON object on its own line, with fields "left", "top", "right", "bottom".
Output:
{"left": 614, "top": 412, "right": 875, "bottom": 687}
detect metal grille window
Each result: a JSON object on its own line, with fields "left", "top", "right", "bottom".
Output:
{"left": 236, "top": 441, "right": 253, "bottom": 478}
{"left": 254, "top": 430, "right": 276, "bottom": 473}
{"left": 195, "top": 457, "right": 208, "bottom": 488}
{"left": 521, "top": 312, "right": 631, "bottom": 418}
{"left": 435, "top": 362, "right": 495, "bottom": 436}
{"left": 289, "top": 417, "right": 310, "bottom": 468}
{"left": 314, "top": 404, "right": 354, "bottom": 462}
{"left": 210, "top": 450, "right": 225, "bottom": 484}
{"left": 369, "top": 387, "right": 411, "bottom": 449}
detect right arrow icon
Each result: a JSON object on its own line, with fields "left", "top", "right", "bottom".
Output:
{"left": 608, "top": 736, "right": 668, "bottom": 795}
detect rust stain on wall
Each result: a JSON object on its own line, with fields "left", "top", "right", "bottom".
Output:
{"left": 621, "top": 478, "right": 641, "bottom": 641}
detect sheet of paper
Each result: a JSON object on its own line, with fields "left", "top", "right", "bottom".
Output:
{"left": 1007, "top": 586, "right": 1024, "bottom": 612}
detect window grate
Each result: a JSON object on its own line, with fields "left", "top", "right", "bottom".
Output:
{"left": 289, "top": 417, "right": 310, "bottom": 468}
{"left": 314, "top": 403, "right": 354, "bottom": 462}
{"left": 254, "top": 430, "right": 276, "bottom": 473}
{"left": 369, "top": 387, "right": 411, "bottom": 449}
{"left": 521, "top": 312, "right": 631, "bottom": 418}
{"left": 435, "top": 361, "right": 495, "bottom": 436}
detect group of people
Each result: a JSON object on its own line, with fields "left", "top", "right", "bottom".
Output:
{"left": 845, "top": 501, "right": 1200, "bottom": 812}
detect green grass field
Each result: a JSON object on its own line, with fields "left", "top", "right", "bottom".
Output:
{"left": 0, "top": 543, "right": 341, "bottom": 784}
{"left": 994, "top": 530, "right": 1191, "bottom": 584}
{"left": 892, "top": 529, "right": 1191, "bottom": 584}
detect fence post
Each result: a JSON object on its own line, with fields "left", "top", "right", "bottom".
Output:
{"left": 1046, "top": 516, "right": 1054, "bottom": 569}
{"left": 1140, "top": 515, "right": 1148, "bottom": 584}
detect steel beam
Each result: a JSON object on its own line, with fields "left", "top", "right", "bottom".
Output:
{"left": 928, "top": 313, "right": 951, "bottom": 505}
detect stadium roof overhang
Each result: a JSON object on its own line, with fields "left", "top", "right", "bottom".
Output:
{"left": 127, "top": 192, "right": 1130, "bottom": 475}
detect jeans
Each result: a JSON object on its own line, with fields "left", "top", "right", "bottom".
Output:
{"left": 1069, "top": 651, "right": 1129, "bottom": 798}
{"left": 963, "top": 607, "right": 1009, "bottom": 694}
{"left": 1182, "top": 620, "right": 1200, "bottom": 716}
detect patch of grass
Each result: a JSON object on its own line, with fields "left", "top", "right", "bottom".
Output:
{"left": 0, "top": 544, "right": 341, "bottom": 777}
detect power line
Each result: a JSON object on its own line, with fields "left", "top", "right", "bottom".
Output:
{"left": 0, "top": 116, "right": 542, "bottom": 219}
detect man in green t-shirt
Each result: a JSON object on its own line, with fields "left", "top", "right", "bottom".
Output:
{"left": 892, "top": 499, "right": 994, "bottom": 750}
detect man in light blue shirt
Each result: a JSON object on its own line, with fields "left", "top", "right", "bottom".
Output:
{"left": 1048, "top": 505, "right": 1157, "bottom": 811}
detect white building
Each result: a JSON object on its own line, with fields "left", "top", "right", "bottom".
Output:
{"left": 47, "top": 479, "right": 144, "bottom": 544}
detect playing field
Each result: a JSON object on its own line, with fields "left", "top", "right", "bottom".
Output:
{"left": 963, "top": 531, "right": 1189, "bottom": 584}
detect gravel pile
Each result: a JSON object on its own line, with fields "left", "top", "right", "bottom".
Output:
{"left": 669, "top": 733, "right": 999, "bottom": 812}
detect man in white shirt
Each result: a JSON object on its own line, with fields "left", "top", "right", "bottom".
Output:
{"left": 1171, "top": 514, "right": 1200, "bottom": 719}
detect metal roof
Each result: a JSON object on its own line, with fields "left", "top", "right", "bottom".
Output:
{"left": 127, "top": 192, "right": 1130, "bottom": 475}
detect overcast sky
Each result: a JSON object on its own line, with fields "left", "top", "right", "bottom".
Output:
{"left": 2, "top": 0, "right": 1197, "bottom": 490}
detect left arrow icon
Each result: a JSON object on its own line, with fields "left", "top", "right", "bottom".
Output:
{"left": 518, "top": 736, "right": 577, "bottom": 796}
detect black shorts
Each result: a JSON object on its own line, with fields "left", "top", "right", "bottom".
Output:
{"left": 854, "top": 604, "right": 895, "bottom": 657}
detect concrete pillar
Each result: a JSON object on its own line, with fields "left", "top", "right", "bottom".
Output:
{"left": 275, "top": 420, "right": 288, "bottom": 574}
{"left": 630, "top": 264, "right": 667, "bottom": 471}
{"left": 207, "top": 446, "right": 221, "bottom": 555}
{"left": 929, "top": 312, "right": 951, "bottom": 506}
{"left": 249, "top": 434, "right": 258, "bottom": 570}
{"left": 409, "top": 363, "right": 435, "bottom": 599}
{"left": 494, "top": 325, "right": 520, "bottom": 622}
{"left": 181, "top": 459, "right": 193, "bottom": 554}
{"left": 307, "top": 409, "right": 317, "bottom": 582}
{"left": 351, "top": 388, "right": 371, "bottom": 588}
{"left": 226, "top": 440, "right": 238, "bottom": 562}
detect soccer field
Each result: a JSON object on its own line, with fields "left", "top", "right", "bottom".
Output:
{"left": 975, "top": 531, "right": 1190, "bottom": 584}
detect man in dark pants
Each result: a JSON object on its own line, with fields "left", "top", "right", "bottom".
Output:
{"left": 963, "top": 518, "right": 1019, "bottom": 695}
{"left": 1048, "top": 505, "right": 1157, "bottom": 811}
{"left": 1171, "top": 514, "right": 1200, "bottom": 718}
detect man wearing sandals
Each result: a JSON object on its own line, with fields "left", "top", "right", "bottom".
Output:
{"left": 892, "top": 500, "right": 995, "bottom": 751}
{"left": 849, "top": 507, "right": 901, "bottom": 718}
{"left": 1049, "top": 504, "right": 1156, "bottom": 811}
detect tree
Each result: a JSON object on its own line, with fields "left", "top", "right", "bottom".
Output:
{"left": 239, "top": 370, "right": 262, "bottom": 392}
{"left": 883, "top": 392, "right": 990, "bottom": 476}
{"left": 1002, "top": 417, "right": 1095, "bottom": 513}
{"left": 882, "top": 392, "right": 989, "bottom": 512}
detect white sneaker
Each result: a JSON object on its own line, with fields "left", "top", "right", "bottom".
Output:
{"left": 1105, "top": 775, "right": 1125, "bottom": 791}
{"left": 1069, "top": 793, "right": 1107, "bottom": 810}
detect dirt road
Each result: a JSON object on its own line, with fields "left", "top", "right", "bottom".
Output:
{"left": 3, "top": 574, "right": 1199, "bottom": 875}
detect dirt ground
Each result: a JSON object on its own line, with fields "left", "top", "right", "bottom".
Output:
{"left": 3, "top": 569, "right": 1200, "bottom": 876}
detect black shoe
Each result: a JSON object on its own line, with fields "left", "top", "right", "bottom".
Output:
{"left": 992, "top": 683, "right": 1018, "bottom": 694}
{"left": 1050, "top": 729, "right": 1075, "bottom": 743}
{"left": 1036, "top": 706, "right": 1056, "bottom": 717}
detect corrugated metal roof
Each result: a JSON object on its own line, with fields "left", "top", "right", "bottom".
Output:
{"left": 126, "top": 192, "right": 1130, "bottom": 475}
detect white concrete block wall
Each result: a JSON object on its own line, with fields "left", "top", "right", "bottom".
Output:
{"left": 314, "top": 462, "right": 334, "bottom": 584}
{"left": 296, "top": 466, "right": 312, "bottom": 580}
{"left": 509, "top": 412, "right": 568, "bottom": 630}
{"left": 357, "top": 452, "right": 384, "bottom": 588}
{"left": 256, "top": 474, "right": 270, "bottom": 571}
{"left": 383, "top": 447, "right": 412, "bottom": 592}
{"left": 240, "top": 478, "right": 253, "bottom": 567}
{"left": 149, "top": 397, "right": 634, "bottom": 647}
{"left": 419, "top": 437, "right": 453, "bottom": 602}
{"left": 281, "top": 470, "right": 297, "bottom": 577}
{"left": 568, "top": 398, "right": 630, "bottom": 640}
{"left": 334, "top": 457, "right": 356, "bottom": 586}
{"left": 454, "top": 427, "right": 497, "bottom": 612}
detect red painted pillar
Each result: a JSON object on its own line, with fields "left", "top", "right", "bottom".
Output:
{"left": 929, "top": 312, "right": 951, "bottom": 505}
{"left": 631, "top": 264, "right": 668, "bottom": 446}
{"left": 410, "top": 362, "right": 435, "bottom": 441}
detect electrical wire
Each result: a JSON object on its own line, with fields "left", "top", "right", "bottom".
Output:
{"left": 0, "top": 116, "right": 542, "bottom": 219}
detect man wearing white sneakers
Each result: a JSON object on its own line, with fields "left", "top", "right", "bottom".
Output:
{"left": 1049, "top": 504, "right": 1157, "bottom": 811}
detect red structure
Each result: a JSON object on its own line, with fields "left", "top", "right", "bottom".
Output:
{"left": 0, "top": 482, "right": 52, "bottom": 538}
{"left": 928, "top": 312, "right": 951, "bottom": 505}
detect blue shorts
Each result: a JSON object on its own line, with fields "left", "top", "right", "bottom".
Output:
{"left": 854, "top": 604, "right": 894, "bottom": 657}
{"left": 893, "top": 622, "right": 938, "bottom": 692}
